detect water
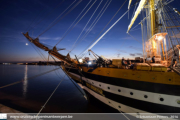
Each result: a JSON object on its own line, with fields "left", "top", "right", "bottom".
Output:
{"left": 0, "top": 64, "right": 118, "bottom": 113}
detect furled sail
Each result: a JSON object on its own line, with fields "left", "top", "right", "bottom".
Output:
{"left": 128, "top": 0, "right": 132, "bottom": 9}
{"left": 127, "top": 0, "right": 146, "bottom": 33}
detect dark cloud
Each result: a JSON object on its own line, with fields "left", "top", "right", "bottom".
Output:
{"left": 117, "top": 50, "right": 128, "bottom": 53}
{"left": 129, "top": 53, "right": 135, "bottom": 56}
{"left": 136, "top": 53, "right": 142, "bottom": 56}
{"left": 129, "top": 46, "right": 142, "bottom": 51}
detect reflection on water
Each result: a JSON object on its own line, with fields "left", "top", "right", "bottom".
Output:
{"left": 0, "top": 65, "right": 118, "bottom": 113}
{"left": 23, "top": 65, "right": 28, "bottom": 97}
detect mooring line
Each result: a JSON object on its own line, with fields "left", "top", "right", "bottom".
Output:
{"left": 36, "top": 65, "right": 77, "bottom": 117}
{"left": 36, "top": 73, "right": 66, "bottom": 117}
{"left": 49, "top": 55, "right": 87, "bottom": 100}
{"left": 0, "top": 67, "right": 60, "bottom": 89}
{"left": 61, "top": 66, "right": 87, "bottom": 100}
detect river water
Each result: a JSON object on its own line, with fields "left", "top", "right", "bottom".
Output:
{"left": 0, "top": 64, "right": 118, "bottom": 113}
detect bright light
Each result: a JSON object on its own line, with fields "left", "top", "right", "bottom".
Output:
{"left": 157, "top": 36, "right": 164, "bottom": 41}
{"left": 88, "top": 62, "right": 92, "bottom": 64}
{"left": 79, "top": 59, "right": 83, "bottom": 63}
{"left": 26, "top": 43, "right": 28, "bottom": 45}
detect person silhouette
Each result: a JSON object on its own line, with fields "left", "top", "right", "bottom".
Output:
{"left": 152, "top": 56, "right": 155, "bottom": 63}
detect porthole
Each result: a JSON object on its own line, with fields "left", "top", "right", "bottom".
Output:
{"left": 99, "top": 84, "right": 101, "bottom": 87}
{"left": 160, "top": 98, "right": 164, "bottom": 101}
{"left": 118, "top": 89, "right": 121, "bottom": 92}
{"left": 130, "top": 92, "right": 133, "bottom": 95}
{"left": 92, "top": 82, "right": 94, "bottom": 84}
{"left": 109, "top": 101, "right": 111, "bottom": 103}
{"left": 118, "top": 106, "right": 121, "bottom": 108}
{"left": 176, "top": 99, "right": 180, "bottom": 104}
{"left": 169, "top": 79, "right": 171, "bottom": 81}
{"left": 108, "top": 87, "right": 110, "bottom": 89}
{"left": 144, "top": 95, "right": 148, "bottom": 98}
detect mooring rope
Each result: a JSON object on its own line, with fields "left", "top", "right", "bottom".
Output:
{"left": 0, "top": 67, "right": 60, "bottom": 89}
{"left": 36, "top": 71, "right": 67, "bottom": 117}
{"left": 36, "top": 56, "right": 88, "bottom": 117}
{"left": 49, "top": 55, "right": 87, "bottom": 99}
{"left": 61, "top": 66, "right": 87, "bottom": 100}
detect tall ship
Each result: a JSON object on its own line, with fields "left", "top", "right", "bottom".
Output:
{"left": 23, "top": 0, "right": 180, "bottom": 116}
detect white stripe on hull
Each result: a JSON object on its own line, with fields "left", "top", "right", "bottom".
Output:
{"left": 78, "top": 83, "right": 175, "bottom": 120}
{"left": 68, "top": 72, "right": 180, "bottom": 108}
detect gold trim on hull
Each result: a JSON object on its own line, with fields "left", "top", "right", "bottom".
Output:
{"left": 81, "top": 66, "right": 180, "bottom": 86}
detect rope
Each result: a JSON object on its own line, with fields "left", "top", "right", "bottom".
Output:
{"left": 129, "top": 23, "right": 140, "bottom": 31}
{"left": 54, "top": 0, "right": 92, "bottom": 46}
{"left": 131, "top": 2, "right": 138, "bottom": 21}
{"left": 61, "top": 66, "right": 87, "bottom": 100}
{"left": 78, "top": 0, "right": 128, "bottom": 58}
{"left": 55, "top": 0, "right": 97, "bottom": 46}
{"left": 127, "top": 32, "right": 141, "bottom": 43}
{"left": 47, "top": 0, "right": 77, "bottom": 30}
{"left": 77, "top": 0, "right": 111, "bottom": 43}
{"left": 106, "top": 100, "right": 130, "bottom": 120}
{"left": 81, "top": 8, "right": 130, "bottom": 58}
{"left": 26, "top": 7, "right": 45, "bottom": 31}
{"left": 29, "top": 1, "right": 64, "bottom": 32}
{"left": 27, "top": 40, "right": 47, "bottom": 62}
{"left": 70, "top": 0, "right": 111, "bottom": 52}
{"left": 0, "top": 67, "right": 60, "bottom": 89}
{"left": 38, "top": 0, "right": 82, "bottom": 37}
{"left": 70, "top": 0, "right": 102, "bottom": 50}
{"left": 36, "top": 71, "right": 66, "bottom": 116}
{"left": 34, "top": 1, "right": 65, "bottom": 35}
{"left": 50, "top": 55, "right": 87, "bottom": 99}
{"left": 27, "top": 38, "right": 66, "bottom": 80}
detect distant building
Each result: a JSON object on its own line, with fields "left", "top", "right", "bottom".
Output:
{"left": 17, "top": 63, "right": 24, "bottom": 65}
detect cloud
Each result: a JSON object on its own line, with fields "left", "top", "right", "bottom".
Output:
{"left": 129, "top": 46, "right": 142, "bottom": 51}
{"left": 129, "top": 53, "right": 135, "bottom": 56}
{"left": 136, "top": 53, "right": 143, "bottom": 56}
{"left": 117, "top": 49, "right": 128, "bottom": 53}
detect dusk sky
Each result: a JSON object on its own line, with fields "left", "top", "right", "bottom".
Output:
{"left": 0, "top": 0, "right": 179, "bottom": 62}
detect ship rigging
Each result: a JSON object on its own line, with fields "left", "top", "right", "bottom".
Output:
{"left": 21, "top": 0, "right": 180, "bottom": 117}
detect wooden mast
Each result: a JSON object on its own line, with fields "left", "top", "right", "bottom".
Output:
{"left": 149, "top": 0, "right": 156, "bottom": 56}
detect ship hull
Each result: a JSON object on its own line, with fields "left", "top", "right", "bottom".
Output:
{"left": 62, "top": 66, "right": 180, "bottom": 114}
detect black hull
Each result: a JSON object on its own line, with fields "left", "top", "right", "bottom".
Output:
{"left": 64, "top": 67, "right": 180, "bottom": 113}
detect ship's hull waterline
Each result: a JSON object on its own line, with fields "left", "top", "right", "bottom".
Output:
{"left": 62, "top": 66, "right": 180, "bottom": 114}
